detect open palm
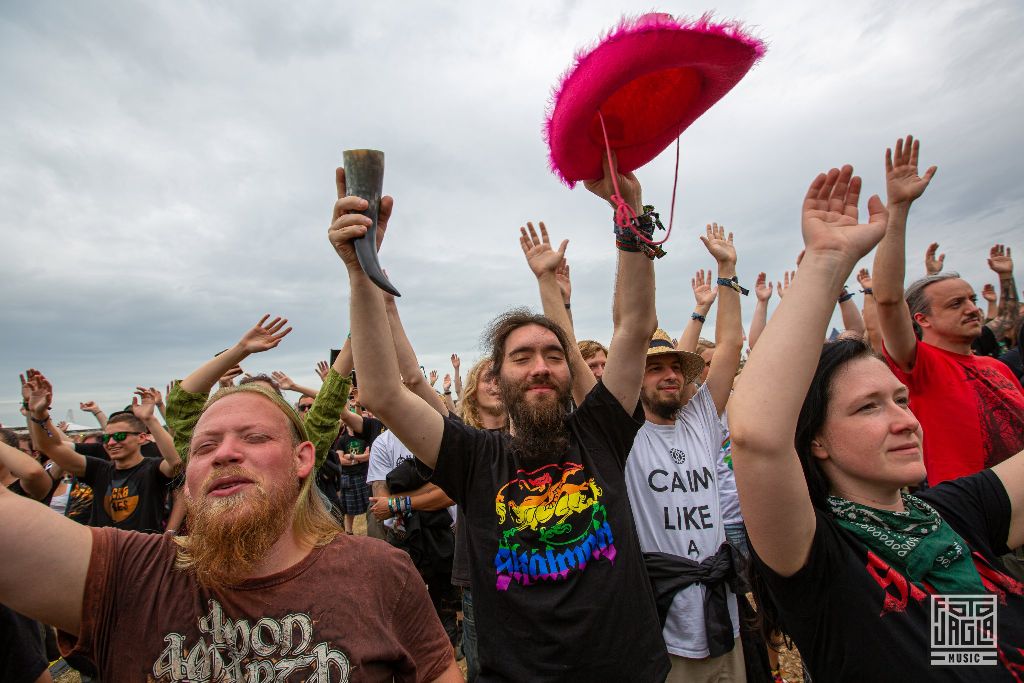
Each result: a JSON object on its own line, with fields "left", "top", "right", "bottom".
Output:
{"left": 886, "top": 135, "right": 937, "bottom": 205}
{"left": 802, "top": 165, "right": 887, "bottom": 262}
{"left": 519, "top": 222, "right": 567, "bottom": 278}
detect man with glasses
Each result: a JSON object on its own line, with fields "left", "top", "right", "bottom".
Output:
{"left": 25, "top": 373, "right": 181, "bottom": 533}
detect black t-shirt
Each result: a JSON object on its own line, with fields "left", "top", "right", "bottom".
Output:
{"left": 752, "top": 470, "right": 1024, "bottom": 681}
{"left": 0, "top": 604, "right": 48, "bottom": 683}
{"left": 81, "top": 456, "right": 172, "bottom": 533}
{"left": 431, "top": 381, "right": 670, "bottom": 681}
{"left": 335, "top": 416, "right": 385, "bottom": 476}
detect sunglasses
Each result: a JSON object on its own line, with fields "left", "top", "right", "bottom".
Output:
{"left": 101, "top": 431, "right": 143, "bottom": 444}
{"left": 298, "top": 404, "right": 313, "bottom": 412}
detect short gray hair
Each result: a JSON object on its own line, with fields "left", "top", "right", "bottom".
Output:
{"left": 905, "top": 272, "right": 963, "bottom": 319}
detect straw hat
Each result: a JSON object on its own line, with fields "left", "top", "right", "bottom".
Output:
{"left": 646, "top": 328, "right": 705, "bottom": 384}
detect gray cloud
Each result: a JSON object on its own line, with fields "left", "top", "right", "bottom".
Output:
{"left": 2, "top": 0, "right": 1022, "bottom": 425}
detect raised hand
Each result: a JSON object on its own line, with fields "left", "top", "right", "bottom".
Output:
{"left": 443, "top": 374, "right": 452, "bottom": 393}
{"left": 885, "top": 135, "right": 937, "bottom": 206}
{"left": 237, "top": 315, "right": 292, "bottom": 354}
{"left": 131, "top": 387, "right": 160, "bottom": 421}
{"left": 925, "top": 242, "right": 945, "bottom": 275}
{"left": 79, "top": 401, "right": 101, "bottom": 414}
{"left": 982, "top": 283, "right": 997, "bottom": 303}
{"left": 777, "top": 270, "right": 797, "bottom": 298}
{"left": 315, "top": 361, "right": 330, "bottom": 381}
{"left": 699, "top": 222, "right": 737, "bottom": 265}
{"left": 988, "top": 244, "right": 1014, "bottom": 275}
{"left": 24, "top": 370, "right": 52, "bottom": 417}
{"left": 57, "top": 420, "right": 70, "bottom": 433}
{"left": 428, "top": 370, "right": 438, "bottom": 387}
{"left": 328, "top": 167, "right": 393, "bottom": 268}
{"left": 857, "top": 268, "right": 873, "bottom": 290}
{"left": 150, "top": 387, "right": 165, "bottom": 411}
{"left": 218, "top": 366, "right": 243, "bottom": 388}
{"left": 802, "top": 165, "right": 888, "bottom": 262}
{"left": 450, "top": 354, "right": 460, "bottom": 371}
{"left": 583, "top": 151, "right": 642, "bottom": 212}
{"left": 519, "top": 221, "right": 568, "bottom": 279}
{"left": 555, "top": 257, "right": 572, "bottom": 304}
{"left": 692, "top": 269, "right": 717, "bottom": 309}
{"left": 755, "top": 272, "right": 773, "bottom": 302}
{"left": 271, "top": 371, "right": 296, "bottom": 391}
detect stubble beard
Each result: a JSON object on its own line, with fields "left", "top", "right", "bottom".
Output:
{"left": 500, "top": 374, "right": 571, "bottom": 465}
{"left": 182, "top": 464, "right": 299, "bottom": 590}
{"left": 642, "top": 385, "right": 685, "bottom": 422}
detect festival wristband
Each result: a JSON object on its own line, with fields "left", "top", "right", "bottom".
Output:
{"left": 838, "top": 288, "right": 855, "bottom": 303}
{"left": 716, "top": 276, "right": 749, "bottom": 296}
{"left": 861, "top": 287, "right": 873, "bottom": 295}
{"left": 691, "top": 312, "right": 706, "bottom": 323}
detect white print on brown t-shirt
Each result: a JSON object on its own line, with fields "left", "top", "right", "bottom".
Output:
{"left": 151, "top": 599, "right": 351, "bottom": 681}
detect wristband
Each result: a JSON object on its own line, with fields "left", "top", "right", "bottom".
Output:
{"left": 716, "top": 276, "right": 749, "bottom": 296}
{"left": 860, "top": 287, "right": 873, "bottom": 295}
{"left": 387, "top": 498, "right": 395, "bottom": 514}
{"left": 614, "top": 206, "right": 667, "bottom": 259}
{"left": 405, "top": 496, "right": 412, "bottom": 513}
{"left": 444, "top": 391, "right": 452, "bottom": 395}
{"left": 564, "top": 302, "right": 571, "bottom": 310}
{"left": 691, "top": 312, "right": 706, "bottom": 323}
{"left": 838, "top": 288, "right": 854, "bottom": 303}
{"left": 30, "top": 413, "right": 50, "bottom": 426}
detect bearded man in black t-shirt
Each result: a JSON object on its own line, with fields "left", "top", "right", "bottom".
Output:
{"left": 331, "top": 163, "right": 670, "bottom": 681}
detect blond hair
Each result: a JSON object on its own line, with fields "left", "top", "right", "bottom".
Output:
{"left": 459, "top": 359, "right": 505, "bottom": 430}
{"left": 578, "top": 339, "right": 608, "bottom": 361}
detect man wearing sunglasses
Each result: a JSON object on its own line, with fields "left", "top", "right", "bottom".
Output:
{"left": 25, "top": 373, "right": 181, "bottom": 534}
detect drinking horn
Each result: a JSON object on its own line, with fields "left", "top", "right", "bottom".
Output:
{"left": 342, "top": 149, "right": 400, "bottom": 297}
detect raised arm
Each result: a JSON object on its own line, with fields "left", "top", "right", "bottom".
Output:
{"left": 328, "top": 168, "right": 444, "bottom": 469}
{"left": 78, "top": 400, "right": 108, "bottom": 429}
{"left": 981, "top": 284, "right": 999, "bottom": 323}
{"left": 179, "top": 315, "right": 292, "bottom": 394}
{"left": 924, "top": 242, "right": 945, "bottom": 276}
{"left": 442, "top": 374, "right": 457, "bottom": 414}
{"left": 730, "top": 165, "right": 888, "bottom": 576}
{"left": 450, "top": 354, "right": 463, "bottom": 400}
{"left": 678, "top": 269, "right": 716, "bottom": 353}
{"left": 131, "top": 387, "right": 181, "bottom": 477}
{"left": 699, "top": 223, "right": 743, "bottom": 415}
{"left": 519, "top": 221, "right": 595, "bottom": 405}
{"left": 583, "top": 159, "right": 657, "bottom": 411}
{"left": 24, "top": 371, "right": 86, "bottom": 477}
{"left": 0, "top": 440, "right": 51, "bottom": 500}
{"left": 384, "top": 292, "right": 448, "bottom": 416}
{"left": 271, "top": 371, "right": 319, "bottom": 399}
{"left": 857, "top": 268, "right": 884, "bottom": 353}
{"left": 987, "top": 244, "right": 1020, "bottom": 340}
{"left": 991, "top": 449, "right": 1024, "bottom": 549}
{"left": 747, "top": 272, "right": 772, "bottom": 350}
{"left": 871, "top": 135, "right": 937, "bottom": 371}
{"left": 838, "top": 286, "right": 866, "bottom": 336}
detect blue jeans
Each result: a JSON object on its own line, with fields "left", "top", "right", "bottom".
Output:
{"left": 462, "top": 588, "right": 480, "bottom": 682}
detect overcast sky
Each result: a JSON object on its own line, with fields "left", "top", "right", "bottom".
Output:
{"left": 2, "top": 0, "right": 1022, "bottom": 427}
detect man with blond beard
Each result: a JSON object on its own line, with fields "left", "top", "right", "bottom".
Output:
{"left": 0, "top": 382, "right": 460, "bottom": 682}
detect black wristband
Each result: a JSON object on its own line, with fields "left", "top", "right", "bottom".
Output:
{"left": 691, "top": 312, "right": 706, "bottom": 323}
{"left": 838, "top": 288, "right": 855, "bottom": 303}
{"left": 716, "top": 276, "right": 749, "bottom": 296}
{"left": 861, "top": 287, "right": 873, "bottom": 295}
{"left": 30, "top": 414, "right": 50, "bottom": 426}
{"left": 564, "top": 302, "right": 571, "bottom": 310}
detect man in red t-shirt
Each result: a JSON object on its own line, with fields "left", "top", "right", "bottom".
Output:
{"left": 873, "top": 135, "right": 1024, "bottom": 485}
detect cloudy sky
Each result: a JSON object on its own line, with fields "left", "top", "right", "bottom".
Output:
{"left": 2, "top": 0, "right": 1022, "bottom": 427}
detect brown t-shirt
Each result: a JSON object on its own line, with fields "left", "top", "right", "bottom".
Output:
{"left": 59, "top": 527, "right": 452, "bottom": 682}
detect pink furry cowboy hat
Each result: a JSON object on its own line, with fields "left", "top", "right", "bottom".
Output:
{"left": 544, "top": 12, "right": 766, "bottom": 187}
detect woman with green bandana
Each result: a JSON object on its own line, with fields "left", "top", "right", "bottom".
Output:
{"left": 728, "top": 159, "right": 1024, "bottom": 681}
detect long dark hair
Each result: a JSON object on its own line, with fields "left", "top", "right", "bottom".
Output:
{"left": 751, "top": 336, "right": 879, "bottom": 650}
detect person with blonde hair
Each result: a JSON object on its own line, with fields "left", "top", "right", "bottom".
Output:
{"left": 0, "top": 380, "right": 461, "bottom": 681}
{"left": 459, "top": 358, "right": 506, "bottom": 431}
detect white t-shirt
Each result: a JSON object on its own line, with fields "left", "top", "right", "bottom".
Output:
{"left": 367, "top": 429, "right": 456, "bottom": 523}
{"left": 625, "top": 384, "right": 740, "bottom": 658}
{"left": 716, "top": 411, "right": 743, "bottom": 526}
{"left": 366, "top": 429, "right": 415, "bottom": 484}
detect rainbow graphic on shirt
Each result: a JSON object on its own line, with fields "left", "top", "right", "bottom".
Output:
{"left": 493, "top": 461, "right": 616, "bottom": 590}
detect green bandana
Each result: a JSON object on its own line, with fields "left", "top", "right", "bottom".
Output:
{"left": 827, "top": 494, "right": 986, "bottom": 595}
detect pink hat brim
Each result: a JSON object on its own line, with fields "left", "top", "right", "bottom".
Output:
{"left": 544, "top": 13, "right": 766, "bottom": 187}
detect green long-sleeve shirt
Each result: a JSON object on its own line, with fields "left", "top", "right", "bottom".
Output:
{"left": 165, "top": 369, "right": 352, "bottom": 469}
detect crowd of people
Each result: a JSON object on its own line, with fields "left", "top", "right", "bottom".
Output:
{"left": 1, "top": 134, "right": 1022, "bottom": 682}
